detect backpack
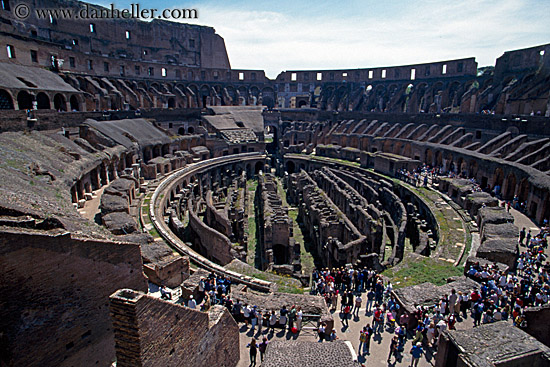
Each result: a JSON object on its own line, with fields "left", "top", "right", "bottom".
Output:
{"left": 359, "top": 332, "right": 367, "bottom": 342}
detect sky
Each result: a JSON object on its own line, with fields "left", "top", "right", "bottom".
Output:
{"left": 94, "top": 0, "right": 550, "bottom": 78}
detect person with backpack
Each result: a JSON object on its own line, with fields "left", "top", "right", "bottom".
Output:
{"left": 473, "top": 301, "right": 484, "bottom": 327}
{"left": 358, "top": 327, "right": 368, "bottom": 355}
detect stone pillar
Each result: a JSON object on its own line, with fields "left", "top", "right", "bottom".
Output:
{"left": 103, "top": 165, "right": 110, "bottom": 186}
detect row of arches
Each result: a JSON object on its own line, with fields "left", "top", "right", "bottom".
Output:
{"left": 310, "top": 78, "right": 481, "bottom": 113}
{"left": 0, "top": 89, "right": 81, "bottom": 111}
{"left": 61, "top": 74, "right": 277, "bottom": 112}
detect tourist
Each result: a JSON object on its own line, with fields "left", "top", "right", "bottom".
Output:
{"left": 426, "top": 322, "right": 436, "bottom": 347}
{"left": 387, "top": 335, "right": 399, "bottom": 363}
{"left": 365, "top": 323, "right": 373, "bottom": 354}
{"left": 247, "top": 338, "right": 257, "bottom": 367}
{"left": 257, "top": 310, "right": 263, "bottom": 333}
{"left": 187, "top": 295, "right": 196, "bottom": 309}
{"left": 449, "top": 289, "right": 458, "bottom": 315}
{"left": 473, "top": 301, "right": 484, "bottom": 327}
{"left": 399, "top": 311, "right": 409, "bottom": 330}
{"left": 342, "top": 303, "right": 351, "bottom": 327}
{"left": 373, "top": 306, "right": 384, "bottom": 333}
{"left": 395, "top": 324, "right": 406, "bottom": 348}
{"left": 269, "top": 311, "right": 277, "bottom": 333}
{"left": 160, "top": 285, "right": 172, "bottom": 300}
{"left": 328, "top": 329, "right": 338, "bottom": 341}
{"left": 358, "top": 327, "right": 367, "bottom": 355}
{"left": 409, "top": 342, "right": 424, "bottom": 367}
{"left": 201, "top": 293, "right": 211, "bottom": 311}
{"left": 353, "top": 293, "right": 362, "bottom": 317}
{"left": 243, "top": 304, "right": 251, "bottom": 326}
{"left": 412, "top": 326, "right": 424, "bottom": 345}
{"left": 250, "top": 306, "right": 258, "bottom": 331}
{"left": 258, "top": 337, "right": 268, "bottom": 362}
{"left": 296, "top": 306, "right": 303, "bottom": 331}
{"left": 331, "top": 291, "right": 338, "bottom": 311}
{"left": 232, "top": 299, "right": 242, "bottom": 322}
{"left": 279, "top": 306, "right": 288, "bottom": 329}
{"left": 318, "top": 323, "right": 326, "bottom": 342}
{"left": 289, "top": 305, "right": 297, "bottom": 330}
{"left": 366, "top": 288, "right": 375, "bottom": 314}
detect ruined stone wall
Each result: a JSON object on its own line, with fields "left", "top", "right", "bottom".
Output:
{"left": 188, "top": 201, "right": 241, "bottom": 265}
{"left": 143, "top": 256, "right": 190, "bottom": 289}
{"left": 437, "top": 178, "right": 519, "bottom": 268}
{"left": 255, "top": 173, "right": 294, "bottom": 270}
{"left": 311, "top": 168, "right": 378, "bottom": 247}
{"left": 287, "top": 170, "right": 366, "bottom": 267}
{"left": 205, "top": 190, "right": 233, "bottom": 238}
{"left": 109, "top": 289, "right": 239, "bottom": 367}
{"left": 0, "top": 229, "right": 147, "bottom": 367}
{"left": 524, "top": 304, "right": 550, "bottom": 347}
{"left": 0, "top": 0, "right": 230, "bottom": 70}
{"left": 281, "top": 117, "right": 550, "bottom": 224}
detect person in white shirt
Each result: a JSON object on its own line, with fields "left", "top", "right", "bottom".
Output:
{"left": 187, "top": 295, "right": 196, "bottom": 309}
{"left": 243, "top": 304, "right": 251, "bottom": 326}
{"left": 296, "top": 307, "right": 303, "bottom": 331}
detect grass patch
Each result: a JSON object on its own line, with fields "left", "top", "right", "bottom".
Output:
{"left": 310, "top": 155, "right": 360, "bottom": 167}
{"left": 383, "top": 256, "right": 464, "bottom": 288}
{"left": 149, "top": 227, "right": 161, "bottom": 238}
{"left": 245, "top": 179, "right": 258, "bottom": 266}
{"left": 275, "top": 176, "right": 315, "bottom": 275}
{"left": 246, "top": 216, "right": 257, "bottom": 264}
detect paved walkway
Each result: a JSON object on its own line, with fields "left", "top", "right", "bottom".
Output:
{"left": 234, "top": 299, "right": 478, "bottom": 367}
{"left": 507, "top": 205, "right": 540, "bottom": 237}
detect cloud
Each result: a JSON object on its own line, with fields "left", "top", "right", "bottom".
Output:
{"left": 148, "top": 0, "right": 550, "bottom": 78}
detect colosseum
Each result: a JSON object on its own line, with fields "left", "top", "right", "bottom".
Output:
{"left": 0, "top": 1, "right": 549, "bottom": 366}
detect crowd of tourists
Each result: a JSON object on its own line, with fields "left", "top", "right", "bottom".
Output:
{"left": 170, "top": 218, "right": 549, "bottom": 367}
{"left": 466, "top": 223, "right": 549, "bottom": 326}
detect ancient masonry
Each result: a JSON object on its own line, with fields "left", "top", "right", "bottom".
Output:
{"left": 255, "top": 173, "right": 297, "bottom": 274}
{"left": 0, "top": 0, "right": 549, "bottom": 366}
{"left": 109, "top": 289, "right": 240, "bottom": 367}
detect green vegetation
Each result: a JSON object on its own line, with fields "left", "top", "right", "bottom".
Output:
{"left": 411, "top": 186, "right": 467, "bottom": 262}
{"left": 289, "top": 154, "right": 470, "bottom": 288}
{"left": 310, "top": 155, "right": 361, "bottom": 167}
{"left": 383, "top": 256, "right": 464, "bottom": 288}
{"left": 275, "top": 176, "right": 315, "bottom": 275}
{"left": 149, "top": 227, "right": 161, "bottom": 239}
{"left": 245, "top": 179, "right": 257, "bottom": 266}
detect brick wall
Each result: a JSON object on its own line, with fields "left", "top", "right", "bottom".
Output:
{"left": 0, "top": 229, "right": 147, "bottom": 367}
{"left": 110, "top": 290, "right": 239, "bottom": 367}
